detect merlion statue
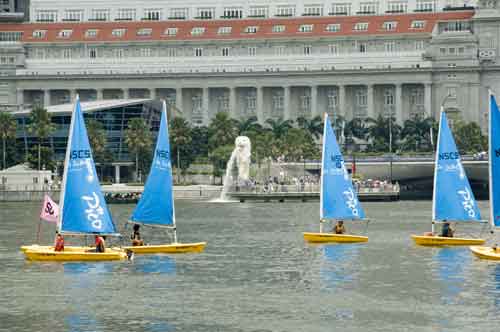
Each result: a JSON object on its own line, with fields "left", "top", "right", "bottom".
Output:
{"left": 234, "top": 136, "right": 251, "bottom": 181}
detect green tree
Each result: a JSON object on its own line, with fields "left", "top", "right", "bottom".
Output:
{"left": 0, "top": 112, "right": 17, "bottom": 170}
{"left": 85, "top": 119, "right": 107, "bottom": 164}
{"left": 28, "top": 107, "right": 55, "bottom": 170}
{"left": 208, "top": 112, "right": 238, "bottom": 150}
{"left": 296, "top": 116, "right": 322, "bottom": 139}
{"left": 170, "top": 117, "right": 193, "bottom": 181}
{"left": 191, "top": 126, "right": 209, "bottom": 162}
{"left": 278, "top": 128, "right": 319, "bottom": 161}
{"left": 234, "top": 116, "right": 262, "bottom": 136}
{"left": 265, "top": 118, "right": 294, "bottom": 139}
{"left": 345, "top": 118, "right": 369, "bottom": 143}
{"left": 401, "top": 115, "right": 436, "bottom": 152}
{"left": 208, "top": 145, "right": 234, "bottom": 184}
{"left": 27, "top": 146, "right": 55, "bottom": 171}
{"left": 365, "top": 115, "right": 402, "bottom": 153}
{"left": 124, "top": 118, "right": 152, "bottom": 182}
{"left": 453, "top": 121, "right": 487, "bottom": 154}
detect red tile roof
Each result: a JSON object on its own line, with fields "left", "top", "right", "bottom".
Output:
{"left": 0, "top": 11, "right": 474, "bottom": 43}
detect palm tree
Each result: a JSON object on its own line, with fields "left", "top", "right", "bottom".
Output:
{"left": 27, "top": 107, "right": 55, "bottom": 170}
{"left": 345, "top": 117, "right": 369, "bottom": 143}
{"left": 365, "top": 115, "right": 402, "bottom": 153}
{"left": 0, "top": 112, "right": 16, "bottom": 170}
{"left": 208, "top": 112, "right": 238, "bottom": 149}
{"left": 401, "top": 115, "right": 436, "bottom": 152}
{"left": 170, "top": 117, "right": 193, "bottom": 181}
{"left": 86, "top": 119, "right": 107, "bottom": 178}
{"left": 296, "top": 116, "right": 322, "bottom": 139}
{"left": 234, "top": 116, "right": 262, "bottom": 135}
{"left": 265, "top": 118, "right": 294, "bottom": 139}
{"left": 124, "top": 118, "right": 152, "bottom": 182}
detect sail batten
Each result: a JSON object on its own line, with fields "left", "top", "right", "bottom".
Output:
{"left": 321, "top": 114, "right": 365, "bottom": 221}
{"left": 433, "top": 109, "right": 481, "bottom": 222}
{"left": 60, "top": 97, "right": 118, "bottom": 234}
{"left": 130, "top": 101, "right": 174, "bottom": 226}
{"left": 490, "top": 94, "right": 500, "bottom": 227}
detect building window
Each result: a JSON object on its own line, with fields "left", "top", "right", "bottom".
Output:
{"left": 272, "top": 25, "right": 285, "bottom": 33}
{"left": 113, "top": 48, "right": 124, "bottom": 58}
{"left": 387, "top": 1, "right": 407, "bottom": 13}
{"left": 327, "top": 89, "right": 338, "bottom": 109}
{"left": 354, "top": 22, "right": 369, "bottom": 31}
{"left": 90, "top": 9, "right": 110, "bottom": 21}
{"left": 331, "top": 3, "right": 351, "bottom": 15}
{"left": 167, "top": 48, "right": 177, "bottom": 57}
{"left": 440, "top": 47, "right": 446, "bottom": 55}
{"left": 447, "top": 87, "right": 457, "bottom": 98}
{"left": 116, "top": 8, "right": 135, "bottom": 21}
{"left": 411, "top": 20, "right": 426, "bottom": 29}
{"left": 299, "top": 24, "right": 314, "bottom": 33}
{"left": 448, "top": 47, "right": 455, "bottom": 55}
{"left": 303, "top": 45, "right": 312, "bottom": 55}
{"left": 197, "top": 8, "right": 215, "bottom": 19}
{"left": 246, "top": 91, "right": 256, "bottom": 113}
{"left": 137, "top": 28, "right": 152, "bottom": 37}
{"left": 329, "top": 44, "right": 339, "bottom": 54}
{"left": 358, "top": 2, "right": 378, "bottom": 14}
{"left": 276, "top": 6, "right": 295, "bottom": 17}
{"left": 416, "top": 0, "right": 434, "bottom": 12}
{"left": 32, "top": 30, "right": 46, "bottom": 38}
{"left": 0, "top": 31, "right": 21, "bottom": 42}
{"left": 358, "top": 42, "right": 367, "bottom": 53}
{"left": 140, "top": 48, "right": 152, "bottom": 57}
{"left": 272, "top": 91, "right": 284, "bottom": 112}
{"left": 303, "top": 5, "right": 322, "bottom": 16}
{"left": 221, "top": 47, "right": 230, "bottom": 56}
{"left": 169, "top": 8, "right": 188, "bottom": 20}
{"left": 35, "top": 48, "right": 45, "bottom": 59}
{"left": 89, "top": 48, "right": 97, "bottom": 58}
{"left": 248, "top": 47, "right": 257, "bottom": 56}
{"left": 218, "top": 26, "right": 232, "bottom": 35}
{"left": 57, "top": 29, "right": 72, "bottom": 38}
{"left": 384, "top": 88, "right": 394, "bottom": 106}
{"left": 249, "top": 6, "right": 268, "bottom": 18}
{"left": 112, "top": 28, "right": 126, "bottom": 37}
{"left": 244, "top": 26, "right": 259, "bottom": 34}
{"left": 385, "top": 41, "right": 396, "bottom": 53}
{"left": 415, "top": 40, "right": 425, "bottom": 50}
{"left": 64, "top": 10, "right": 83, "bottom": 22}
{"left": 62, "top": 48, "right": 72, "bottom": 59}
{"left": 275, "top": 46, "right": 286, "bottom": 56}
{"left": 356, "top": 89, "right": 367, "bottom": 106}
{"left": 442, "top": 21, "right": 471, "bottom": 33}
{"left": 216, "top": 94, "right": 229, "bottom": 113}
{"left": 85, "top": 29, "right": 98, "bottom": 38}
{"left": 325, "top": 24, "right": 340, "bottom": 32}
{"left": 300, "top": 94, "right": 311, "bottom": 112}
{"left": 165, "top": 28, "right": 178, "bottom": 36}
{"left": 194, "top": 48, "right": 203, "bottom": 57}
{"left": 191, "top": 27, "right": 205, "bottom": 36}
{"left": 383, "top": 21, "right": 397, "bottom": 31}
{"left": 223, "top": 7, "right": 242, "bottom": 19}
{"left": 458, "top": 47, "right": 465, "bottom": 54}
{"left": 35, "top": 10, "right": 57, "bottom": 22}
{"left": 143, "top": 9, "right": 161, "bottom": 21}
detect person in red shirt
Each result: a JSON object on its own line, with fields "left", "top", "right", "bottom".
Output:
{"left": 95, "top": 235, "right": 105, "bottom": 253}
{"left": 54, "top": 232, "right": 64, "bottom": 252}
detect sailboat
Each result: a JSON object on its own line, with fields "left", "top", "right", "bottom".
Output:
{"left": 22, "top": 97, "right": 126, "bottom": 261}
{"left": 122, "top": 101, "right": 206, "bottom": 254}
{"left": 412, "top": 109, "right": 485, "bottom": 246}
{"left": 303, "top": 113, "right": 369, "bottom": 243}
{"left": 471, "top": 92, "right": 500, "bottom": 259}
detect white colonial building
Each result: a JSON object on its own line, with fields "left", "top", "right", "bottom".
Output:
{"left": 0, "top": 0, "right": 499, "bottom": 130}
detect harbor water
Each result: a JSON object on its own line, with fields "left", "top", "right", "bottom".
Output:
{"left": 2, "top": 200, "right": 500, "bottom": 332}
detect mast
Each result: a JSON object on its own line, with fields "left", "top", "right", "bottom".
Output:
{"left": 319, "top": 112, "right": 328, "bottom": 233}
{"left": 166, "top": 100, "right": 178, "bottom": 243}
{"left": 57, "top": 94, "right": 78, "bottom": 232}
{"left": 489, "top": 90, "right": 494, "bottom": 231}
{"left": 431, "top": 107, "right": 444, "bottom": 234}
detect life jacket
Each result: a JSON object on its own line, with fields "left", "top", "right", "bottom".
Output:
{"left": 54, "top": 237, "right": 64, "bottom": 251}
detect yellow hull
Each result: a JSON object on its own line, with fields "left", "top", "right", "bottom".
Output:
{"left": 122, "top": 242, "right": 206, "bottom": 254}
{"left": 303, "top": 232, "right": 368, "bottom": 243}
{"left": 411, "top": 235, "right": 485, "bottom": 246}
{"left": 23, "top": 246, "right": 127, "bottom": 262}
{"left": 20, "top": 245, "right": 93, "bottom": 253}
{"left": 470, "top": 246, "right": 500, "bottom": 260}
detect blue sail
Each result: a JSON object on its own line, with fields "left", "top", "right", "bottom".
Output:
{"left": 321, "top": 114, "right": 365, "bottom": 220}
{"left": 130, "top": 102, "right": 174, "bottom": 226}
{"left": 59, "top": 98, "right": 117, "bottom": 234}
{"left": 490, "top": 94, "right": 500, "bottom": 227}
{"left": 432, "top": 110, "right": 481, "bottom": 222}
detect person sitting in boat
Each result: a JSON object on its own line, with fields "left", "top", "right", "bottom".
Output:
{"left": 333, "top": 220, "right": 346, "bottom": 234}
{"left": 441, "top": 222, "right": 454, "bottom": 238}
{"left": 131, "top": 224, "right": 144, "bottom": 246}
{"left": 54, "top": 231, "right": 64, "bottom": 252}
{"left": 95, "top": 235, "right": 106, "bottom": 253}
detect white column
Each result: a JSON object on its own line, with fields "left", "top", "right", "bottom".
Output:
{"left": 96, "top": 89, "right": 103, "bottom": 100}
{"left": 175, "top": 88, "right": 183, "bottom": 115}
{"left": 395, "top": 84, "right": 403, "bottom": 125}
{"left": 338, "top": 85, "right": 346, "bottom": 118}
{"left": 283, "top": 86, "right": 291, "bottom": 120}
{"left": 202, "top": 87, "right": 209, "bottom": 125}
{"left": 311, "top": 85, "right": 318, "bottom": 118}
{"left": 70, "top": 89, "right": 77, "bottom": 102}
{"left": 229, "top": 87, "right": 237, "bottom": 119}
{"left": 43, "top": 90, "right": 50, "bottom": 108}
{"left": 150, "top": 88, "right": 157, "bottom": 100}
{"left": 123, "top": 88, "right": 129, "bottom": 99}
{"left": 16, "top": 89, "right": 23, "bottom": 108}
{"left": 367, "top": 84, "right": 374, "bottom": 118}
{"left": 256, "top": 86, "right": 264, "bottom": 125}
{"left": 424, "top": 83, "right": 432, "bottom": 118}
{"left": 114, "top": 164, "right": 121, "bottom": 184}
